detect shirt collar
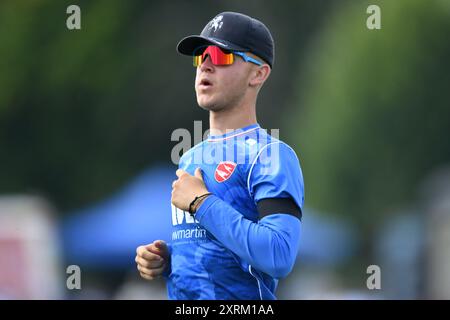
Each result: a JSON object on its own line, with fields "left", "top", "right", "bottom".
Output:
{"left": 207, "top": 123, "right": 260, "bottom": 142}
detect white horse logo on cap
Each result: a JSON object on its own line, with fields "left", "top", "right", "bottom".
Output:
{"left": 209, "top": 15, "right": 223, "bottom": 32}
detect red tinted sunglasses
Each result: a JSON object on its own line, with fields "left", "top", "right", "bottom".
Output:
{"left": 193, "top": 45, "right": 234, "bottom": 67}
{"left": 193, "top": 45, "right": 262, "bottom": 67}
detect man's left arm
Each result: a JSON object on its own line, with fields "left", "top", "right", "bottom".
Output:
{"left": 195, "top": 195, "right": 301, "bottom": 279}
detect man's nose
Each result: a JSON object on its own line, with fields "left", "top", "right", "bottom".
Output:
{"left": 200, "top": 54, "right": 214, "bottom": 72}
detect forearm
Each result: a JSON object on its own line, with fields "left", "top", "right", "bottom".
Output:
{"left": 195, "top": 195, "right": 301, "bottom": 278}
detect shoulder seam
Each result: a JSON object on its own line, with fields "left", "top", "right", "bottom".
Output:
{"left": 246, "top": 141, "right": 281, "bottom": 199}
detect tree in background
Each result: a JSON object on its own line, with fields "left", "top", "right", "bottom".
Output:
{"left": 287, "top": 0, "right": 450, "bottom": 231}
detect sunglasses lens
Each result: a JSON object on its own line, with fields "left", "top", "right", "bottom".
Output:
{"left": 193, "top": 54, "right": 202, "bottom": 67}
{"left": 193, "top": 46, "right": 234, "bottom": 67}
{"left": 207, "top": 46, "right": 234, "bottom": 65}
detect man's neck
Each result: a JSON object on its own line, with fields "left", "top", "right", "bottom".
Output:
{"left": 209, "top": 104, "right": 257, "bottom": 136}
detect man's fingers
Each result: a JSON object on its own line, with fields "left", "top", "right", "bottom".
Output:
{"left": 137, "top": 246, "right": 164, "bottom": 261}
{"left": 135, "top": 256, "right": 164, "bottom": 269}
{"left": 148, "top": 240, "right": 169, "bottom": 259}
{"left": 176, "top": 169, "right": 189, "bottom": 178}
{"left": 141, "top": 250, "right": 163, "bottom": 262}
{"left": 136, "top": 245, "right": 152, "bottom": 256}
{"left": 138, "top": 263, "right": 166, "bottom": 276}
{"left": 136, "top": 242, "right": 168, "bottom": 281}
{"left": 194, "top": 167, "right": 204, "bottom": 181}
{"left": 137, "top": 264, "right": 167, "bottom": 280}
{"left": 154, "top": 240, "right": 168, "bottom": 251}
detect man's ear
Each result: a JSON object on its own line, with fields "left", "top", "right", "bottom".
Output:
{"left": 249, "top": 64, "right": 271, "bottom": 88}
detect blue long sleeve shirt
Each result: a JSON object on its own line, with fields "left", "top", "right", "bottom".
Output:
{"left": 166, "top": 124, "right": 304, "bottom": 300}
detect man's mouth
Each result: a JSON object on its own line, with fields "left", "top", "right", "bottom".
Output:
{"left": 199, "top": 79, "right": 213, "bottom": 89}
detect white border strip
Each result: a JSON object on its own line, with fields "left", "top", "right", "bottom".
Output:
{"left": 246, "top": 141, "right": 280, "bottom": 198}
{"left": 207, "top": 126, "right": 260, "bottom": 142}
{"left": 248, "top": 265, "right": 263, "bottom": 300}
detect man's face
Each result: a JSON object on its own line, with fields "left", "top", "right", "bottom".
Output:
{"left": 195, "top": 50, "right": 254, "bottom": 111}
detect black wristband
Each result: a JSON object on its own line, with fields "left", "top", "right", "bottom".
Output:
{"left": 188, "top": 192, "right": 213, "bottom": 215}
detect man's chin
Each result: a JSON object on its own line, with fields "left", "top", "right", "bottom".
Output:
{"left": 197, "top": 99, "right": 221, "bottom": 111}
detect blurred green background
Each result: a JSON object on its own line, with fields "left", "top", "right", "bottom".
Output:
{"left": 1, "top": 0, "right": 450, "bottom": 299}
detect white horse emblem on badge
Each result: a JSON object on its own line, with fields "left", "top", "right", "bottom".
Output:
{"left": 209, "top": 15, "right": 223, "bottom": 32}
{"left": 214, "top": 161, "right": 237, "bottom": 183}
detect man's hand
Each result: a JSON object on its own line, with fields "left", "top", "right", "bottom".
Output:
{"left": 135, "top": 240, "right": 170, "bottom": 280}
{"left": 171, "top": 168, "right": 209, "bottom": 211}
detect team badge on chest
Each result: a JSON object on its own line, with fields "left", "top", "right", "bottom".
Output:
{"left": 214, "top": 161, "right": 237, "bottom": 183}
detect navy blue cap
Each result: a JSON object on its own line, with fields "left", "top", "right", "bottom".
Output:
{"left": 177, "top": 12, "right": 275, "bottom": 68}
